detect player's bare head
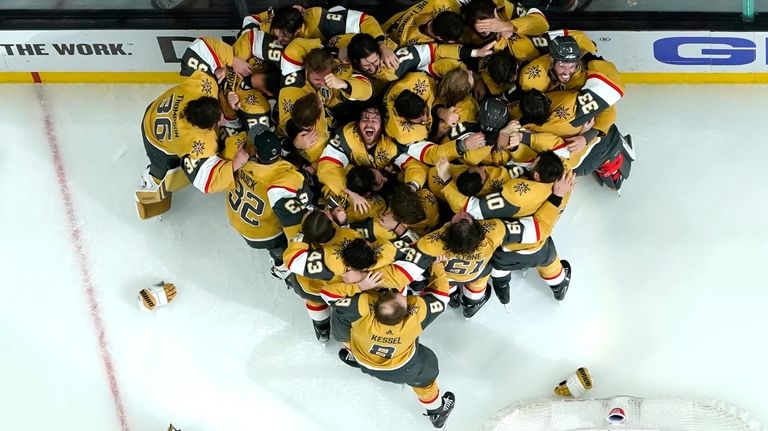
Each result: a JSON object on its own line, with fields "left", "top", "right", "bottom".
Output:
{"left": 431, "top": 11, "right": 464, "bottom": 43}
{"left": 292, "top": 93, "right": 322, "bottom": 129}
{"left": 394, "top": 90, "right": 427, "bottom": 122}
{"left": 341, "top": 238, "right": 377, "bottom": 271}
{"left": 348, "top": 33, "right": 382, "bottom": 76}
{"left": 463, "top": 0, "right": 496, "bottom": 36}
{"left": 374, "top": 290, "right": 408, "bottom": 325}
{"left": 250, "top": 71, "right": 281, "bottom": 98}
{"left": 181, "top": 96, "right": 221, "bottom": 130}
{"left": 532, "top": 150, "right": 564, "bottom": 183}
{"left": 438, "top": 67, "right": 473, "bottom": 107}
{"left": 305, "top": 48, "right": 334, "bottom": 89}
{"left": 519, "top": 89, "right": 551, "bottom": 125}
{"left": 347, "top": 166, "right": 387, "bottom": 196}
{"left": 357, "top": 106, "right": 382, "bottom": 147}
{"left": 389, "top": 185, "right": 427, "bottom": 225}
{"left": 302, "top": 210, "right": 336, "bottom": 244}
{"left": 456, "top": 167, "right": 486, "bottom": 197}
{"left": 272, "top": 7, "right": 304, "bottom": 45}
{"left": 443, "top": 212, "right": 486, "bottom": 254}
{"left": 487, "top": 50, "right": 518, "bottom": 86}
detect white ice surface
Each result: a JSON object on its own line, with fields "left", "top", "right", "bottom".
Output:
{"left": 1, "top": 84, "right": 767, "bottom": 431}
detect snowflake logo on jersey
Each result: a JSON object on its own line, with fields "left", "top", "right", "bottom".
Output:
{"left": 425, "top": 231, "right": 443, "bottom": 243}
{"left": 399, "top": 119, "right": 416, "bottom": 133}
{"left": 432, "top": 174, "right": 447, "bottom": 186}
{"left": 201, "top": 79, "right": 213, "bottom": 95}
{"left": 191, "top": 140, "right": 206, "bottom": 157}
{"left": 245, "top": 93, "right": 258, "bottom": 106}
{"left": 235, "top": 137, "right": 247, "bottom": 150}
{"left": 375, "top": 148, "right": 390, "bottom": 166}
{"left": 406, "top": 303, "right": 419, "bottom": 315}
{"left": 554, "top": 106, "right": 570, "bottom": 119}
{"left": 513, "top": 182, "right": 530, "bottom": 196}
{"left": 490, "top": 179, "right": 504, "bottom": 193}
{"left": 328, "top": 35, "right": 340, "bottom": 47}
{"left": 282, "top": 99, "right": 294, "bottom": 114}
{"left": 333, "top": 63, "right": 347, "bottom": 75}
{"left": 334, "top": 238, "right": 354, "bottom": 259}
{"left": 436, "top": 5, "right": 450, "bottom": 13}
{"left": 412, "top": 79, "right": 428, "bottom": 96}
{"left": 370, "top": 242, "right": 384, "bottom": 258}
{"left": 422, "top": 191, "right": 437, "bottom": 206}
{"left": 507, "top": 33, "right": 520, "bottom": 43}
{"left": 406, "top": 38, "right": 419, "bottom": 46}
{"left": 526, "top": 65, "right": 541, "bottom": 80}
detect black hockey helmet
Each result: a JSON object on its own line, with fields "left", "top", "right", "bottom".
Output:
{"left": 550, "top": 35, "right": 580, "bottom": 63}
{"left": 249, "top": 127, "right": 282, "bottom": 164}
{"left": 479, "top": 97, "right": 509, "bottom": 134}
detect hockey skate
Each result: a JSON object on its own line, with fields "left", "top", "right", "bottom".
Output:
{"left": 270, "top": 264, "right": 290, "bottom": 280}
{"left": 448, "top": 289, "right": 461, "bottom": 309}
{"left": 491, "top": 276, "right": 511, "bottom": 306}
{"left": 313, "top": 318, "right": 330, "bottom": 343}
{"left": 550, "top": 260, "right": 571, "bottom": 301}
{"left": 425, "top": 391, "right": 456, "bottom": 428}
{"left": 338, "top": 348, "right": 359, "bottom": 368}
{"left": 462, "top": 286, "right": 492, "bottom": 319}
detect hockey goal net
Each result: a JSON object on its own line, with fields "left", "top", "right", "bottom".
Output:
{"left": 480, "top": 396, "right": 763, "bottom": 431}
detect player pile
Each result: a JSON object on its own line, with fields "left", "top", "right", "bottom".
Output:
{"left": 135, "top": 1, "right": 634, "bottom": 427}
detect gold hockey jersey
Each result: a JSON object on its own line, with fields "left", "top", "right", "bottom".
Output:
{"left": 226, "top": 158, "right": 311, "bottom": 244}
{"left": 383, "top": 72, "right": 437, "bottom": 145}
{"left": 328, "top": 261, "right": 450, "bottom": 370}
{"left": 427, "top": 164, "right": 512, "bottom": 200}
{"left": 218, "top": 69, "right": 273, "bottom": 132}
{"left": 247, "top": 6, "right": 385, "bottom": 43}
{"left": 441, "top": 176, "right": 554, "bottom": 217}
{"left": 416, "top": 218, "right": 524, "bottom": 283}
{"left": 141, "top": 70, "right": 234, "bottom": 193}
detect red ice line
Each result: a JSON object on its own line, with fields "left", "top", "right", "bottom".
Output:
{"left": 34, "top": 79, "right": 130, "bottom": 431}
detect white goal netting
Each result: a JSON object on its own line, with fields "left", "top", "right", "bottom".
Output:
{"left": 480, "top": 396, "right": 764, "bottom": 431}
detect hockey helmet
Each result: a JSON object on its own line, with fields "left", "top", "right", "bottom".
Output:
{"left": 479, "top": 97, "right": 509, "bottom": 134}
{"left": 249, "top": 127, "right": 282, "bottom": 164}
{"left": 550, "top": 35, "right": 580, "bottom": 63}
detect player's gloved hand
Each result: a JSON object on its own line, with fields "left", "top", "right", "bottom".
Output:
{"left": 138, "top": 282, "right": 177, "bottom": 311}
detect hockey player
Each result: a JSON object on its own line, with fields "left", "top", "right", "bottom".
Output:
{"left": 280, "top": 92, "right": 330, "bottom": 166}
{"left": 278, "top": 47, "right": 372, "bottom": 134}
{"left": 317, "top": 106, "right": 427, "bottom": 212}
{"left": 226, "top": 128, "right": 312, "bottom": 279}
{"left": 439, "top": 150, "right": 566, "bottom": 217}
{"left": 388, "top": 10, "right": 465, "bottom": 46}
{"left": 515, "top": 85, "right": 633, "bottom": 191}
{"left": 518, "top": 33, "right": 599, "bottom": 93}
{"left": 247, "top": 5, "right": 389, "bottom": 48}
{"left": 135, "top": 38, "right": 250, "bottom": 219}
{"left": 464, "top": 0, "right": 549, "bottom": 60}
{"left": 331, "top": 258, "right": 456, "bottom": 429}
{"left": 345, "top": 33, "right": 493, "bottom": 98}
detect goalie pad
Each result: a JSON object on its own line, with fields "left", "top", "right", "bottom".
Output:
{"left": 554, "top": 366, "right": 593, "bottom": 398}
{"left": 138, "top": 282, "right": 178, "bottom": 311}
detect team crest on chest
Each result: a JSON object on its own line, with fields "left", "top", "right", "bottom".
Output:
{"left": 282, "top": 99, "right": 294, "bottom": 114}
{"left": 191, "top": 140, "right": 205, "bottom": 156}
{"left": 399, "top": 119, "right": 416, "bottom": 132}
{"left": 412, "top": 79, "right": 428, "bottom": 96}
{"left": 201, "top": 80, "right": 213, "bottom": 95}
{"left": 554, "top": 106, "right": 570, "bottom": 119}
{"left": 526, "top": 65, "right": 541, "bottom": 80}
{"left": 489, "top": 179, "right": 504, "bottom": 192}
{"left": 245, "top": 93, "right": 257, "bottom": 106}
{"left": 513, "top": 182, "right": 530, "bottom": 195}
